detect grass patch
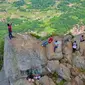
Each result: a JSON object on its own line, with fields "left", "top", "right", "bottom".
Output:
{"left": 79, "top": 68, "right": 85, "bottom": 73}
{"left": 57, "top": 80, "right": 66, "bottom": 85}
{"left": 31, "top": 0, "right": 55, "bottom": 9}
{"left": 0, "top": 38, "right": 4, "bottom": 70}
{"left": 47, "top": 72, "right": 66, "bottom": 85}
{"left": 29, "top": 32, "right": 41, "bottom": 39}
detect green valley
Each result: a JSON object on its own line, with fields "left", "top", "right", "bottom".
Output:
{"left": 0, "top": 0, "right": 85, "bottom": 69}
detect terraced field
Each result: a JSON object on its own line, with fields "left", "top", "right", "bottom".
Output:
{"left": 0, "top": 0, "right": 85, "bottom": 36}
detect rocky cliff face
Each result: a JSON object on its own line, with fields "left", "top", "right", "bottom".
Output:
{"left": 4, "top": 33, "right": 85, "bottom": 85}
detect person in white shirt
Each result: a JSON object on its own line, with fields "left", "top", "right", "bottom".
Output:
{"left": 54, "top": 40, "right": 59, "bottom": 52}
{"left": 72, "top": 41, "right": 77, "bottom": 52}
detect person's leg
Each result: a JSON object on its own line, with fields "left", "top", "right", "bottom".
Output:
{"left": 54, "top": 46, "right": 57, "bottom": 52}
{"left": 73, "top": 48, "right": 76, "bottom": 52}
{"left": 9, "top": 32, "right": 12, "bottom": 39}
{"left": 54, "top": 46, "right": 56, "bottom": 52}
{"left": 73, "top": 48, "right": 74, "bottom": 52}
{"left": 8, "top": 32, "right": 10, "bottom": 39}
{"left": 10, "top": 32, "right": 13, "bottom": 38}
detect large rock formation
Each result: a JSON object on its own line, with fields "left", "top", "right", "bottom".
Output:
{"left": 4, "top": 34, "right": 47, "bottom": 84}
{"left": 3, "top": 33, "right": 85, "bottom": 85}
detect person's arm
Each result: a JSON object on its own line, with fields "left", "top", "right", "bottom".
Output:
{"left": 10, "top": 23, "right": 12, "bottom": 25}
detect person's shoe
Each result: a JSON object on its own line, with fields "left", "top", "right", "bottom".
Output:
{"left": 12, "top": 36, "right": 15, "bottom": 38}
{"left": 28, "top": 79, "right": 31, "bottom": 83}
{"left": 32, "top": 79, "right": 34, "bottom": 82}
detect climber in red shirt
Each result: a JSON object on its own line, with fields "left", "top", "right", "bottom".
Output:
{"left": 7, "top": 23, "right": 13, "bottom": 39}
{"left": 48, "top": 36, "right": 53, "bottom": 43}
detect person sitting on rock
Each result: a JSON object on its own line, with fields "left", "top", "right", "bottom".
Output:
{"left": 26, "top": 70, "right": 34, "bottom": 82}
{"left": 80, "top": 35, "right": 85, "bottom": 42}
{"left": 33, "top": 69, "right": 41, "bottom": 80}
{"left": 72, "top": 41, "right": 77, "bottom": 52}
{"left": 48, "top": 36, "right": 53, "bottom": 44}
{"left": 54, "top": 40, "right": 59, "bottom": 52}
{"left": 42, "top": 40, "right": 48, "bottom": 47}
{"left": 42, "top": 36, "right": 53, "bottom": 47}
{"left": 34, "top": 74, "right": 41, "bottom": 80}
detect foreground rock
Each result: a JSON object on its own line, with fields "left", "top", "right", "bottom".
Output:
{"left": 46, "top": 60, "right": 59, "bottom": 72}
{"left": 80, "top": 41, "right": 85, "bottom": 56}
{"left": 13, "top": 79, "right": 34, "bottom": 85}
{"left": 65, "top": 76, "right": 84, "bottom": 85}
{"left": 57, "top": 64, "right": 71, "bottom": 81}
{"left": 74, "top": 76, "right": 84, "bottom": 85}
{"left": 0, "top": 68, "right": 9, "bottom": 85}
{"left": 73, "top": 56, "right": 85, "bottom": 69}
{"left": 63, "top": 41, "right": 72, "bottom": 64}
{"left": 4, "top": 34, "right": 47, "bottom": 84}
{"left": 70, "top": 67, "right": 79, "bottom": 77}
{"left": 39, "top": 76, "right": 56, "bottom": 85}
{"left": 64, "top": 77, "right": 84, "bottom": 85}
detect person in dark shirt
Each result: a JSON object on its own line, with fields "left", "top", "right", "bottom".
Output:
{"left": 7, "top": 23, "right": 13, "bottom": 39}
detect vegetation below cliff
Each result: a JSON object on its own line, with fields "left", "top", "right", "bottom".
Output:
{"left": 0, "top": 0, "right": 85, "bottom": 70}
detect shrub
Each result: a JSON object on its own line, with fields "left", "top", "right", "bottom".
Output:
{"left": 31, "top": 0, "right": 55, "bottom": 9}
{"left": 13, "top": 0, "right": 25, "bottom": 7}
{"left": 29, "top": 32, "right": 41, "bottom": 39}
{"left": 0, "top": 38, "right": 4, "bottom": 70}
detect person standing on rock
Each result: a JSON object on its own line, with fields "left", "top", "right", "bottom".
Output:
{"left": 7, "top": 23, "right": 14, "bottom": 39}
{"left": 54, "top": 40, "right": 59, "bottom": 52}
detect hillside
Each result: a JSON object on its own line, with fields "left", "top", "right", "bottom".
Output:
{"left": 0, "top": 0, "right": 85, "bottom": 37}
